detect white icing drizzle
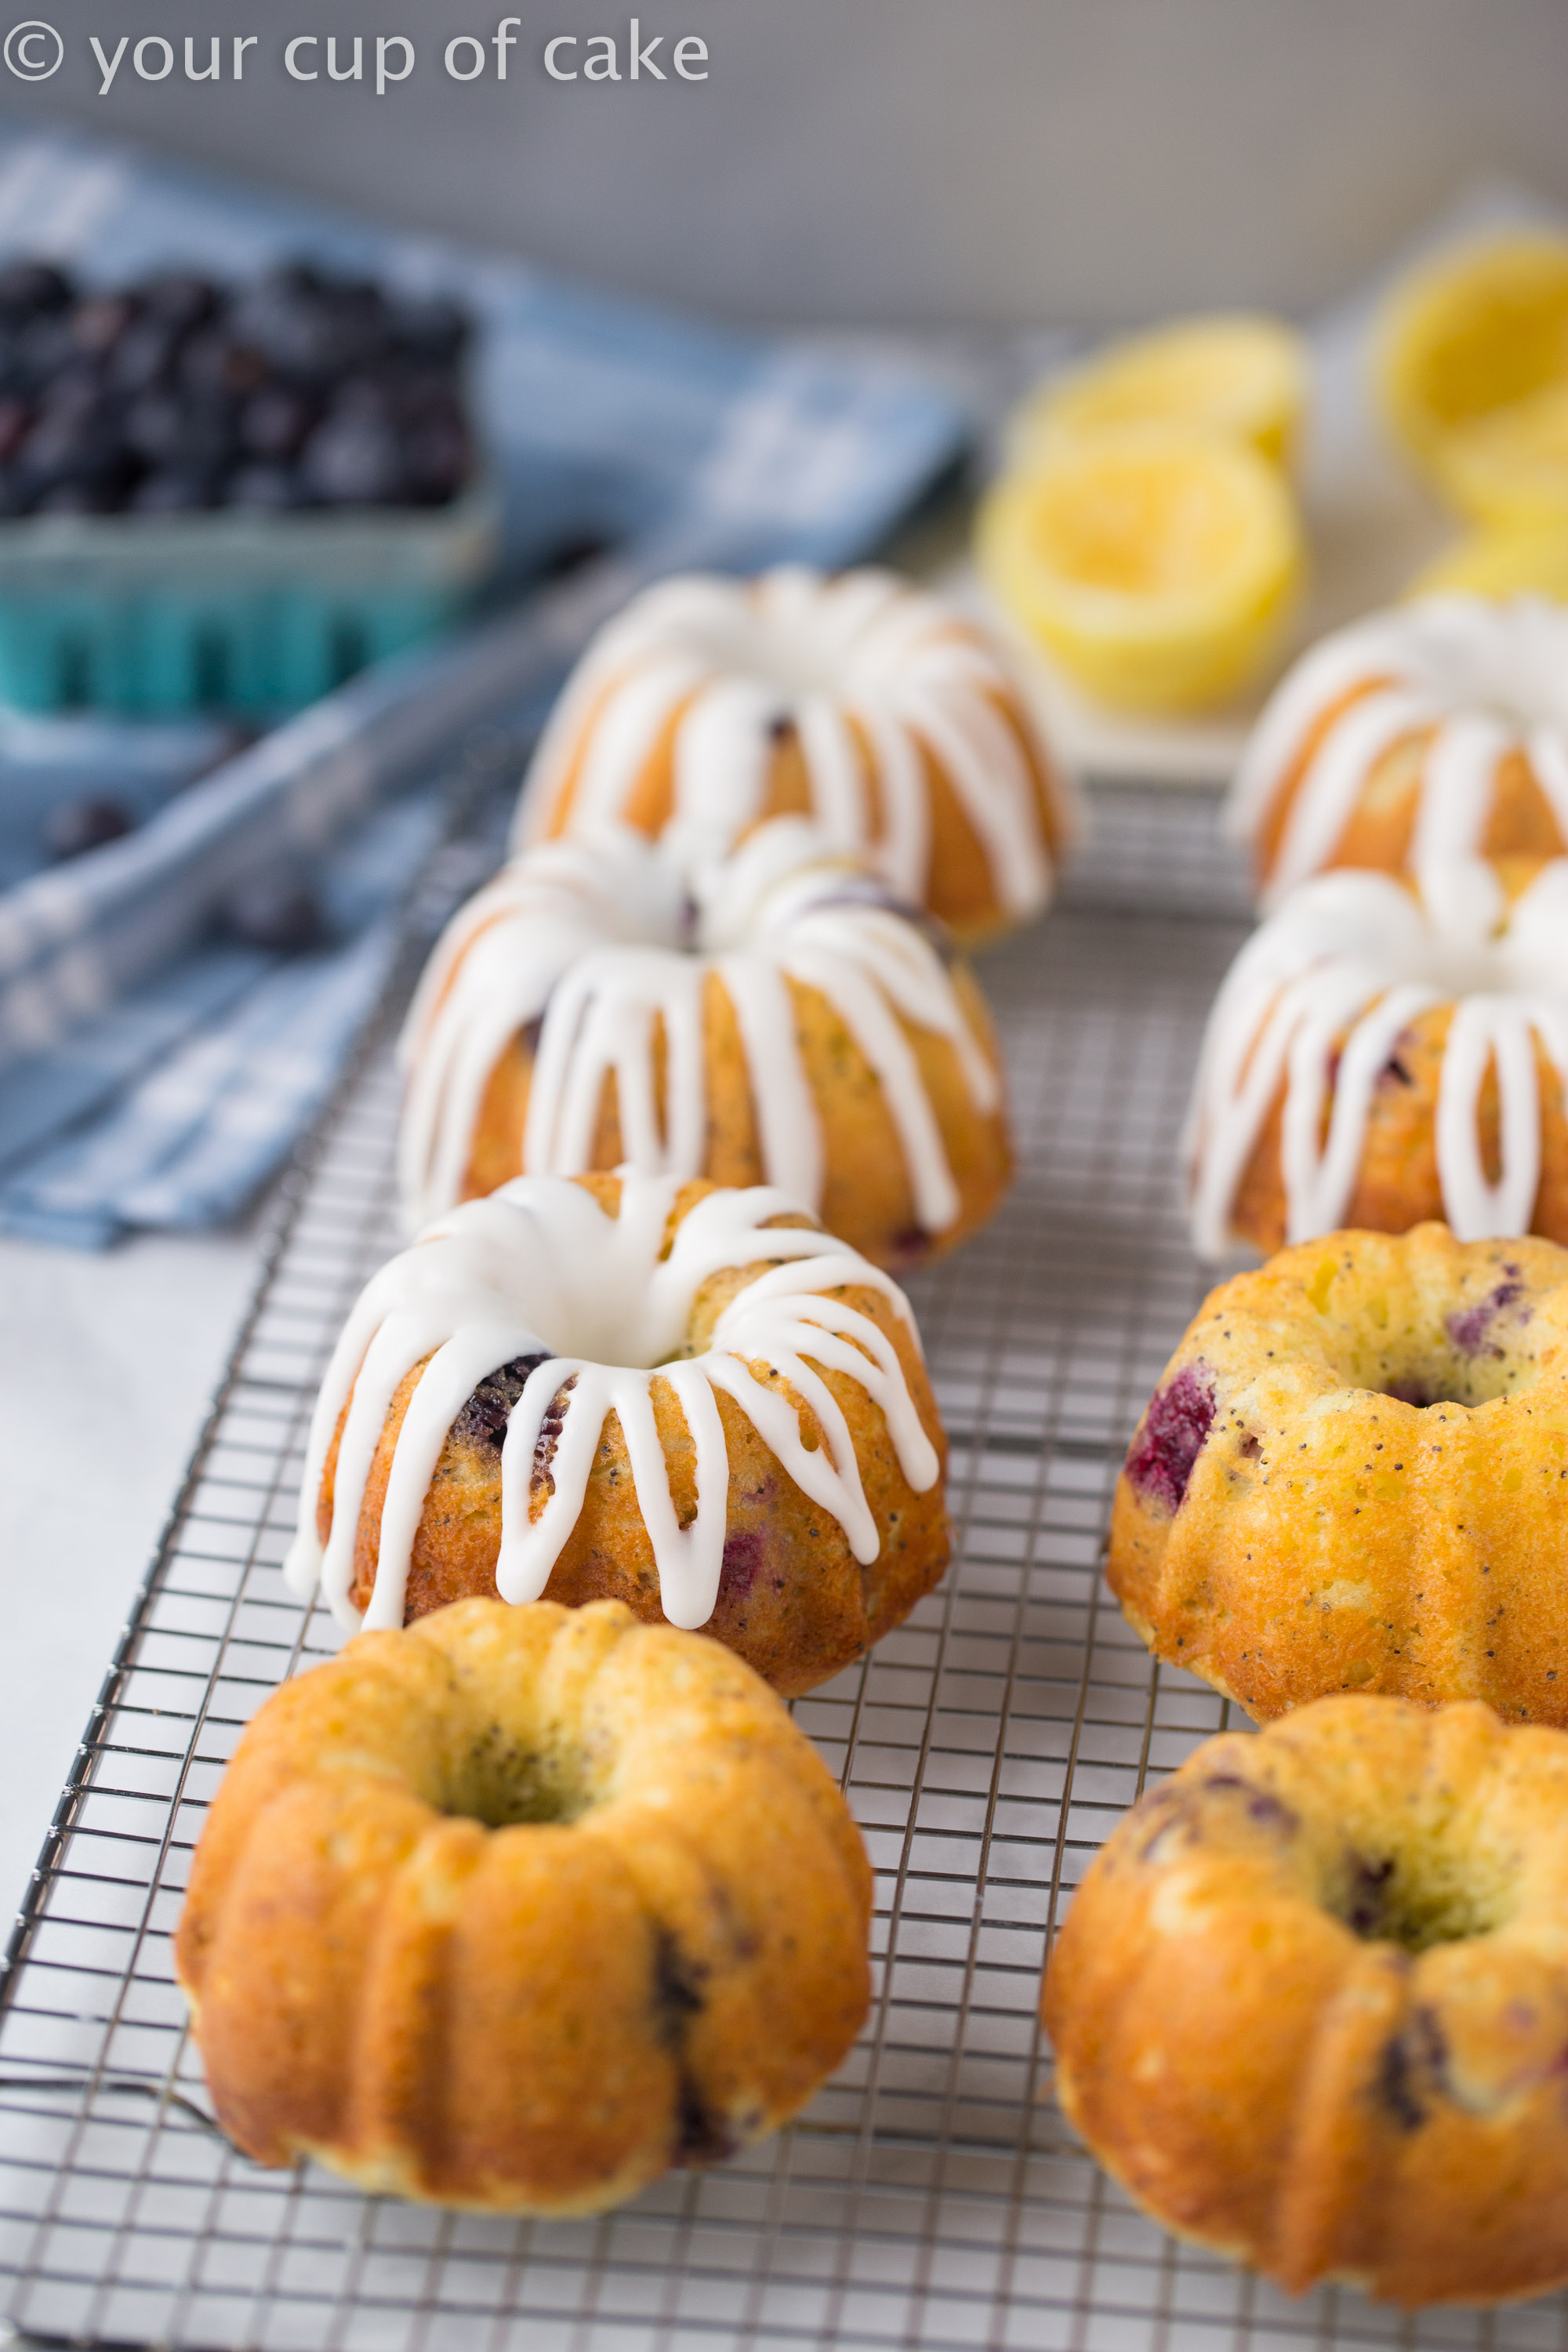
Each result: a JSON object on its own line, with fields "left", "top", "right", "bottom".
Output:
{"left": 1186, "top": 858, "right": 1568, "bottom": 1258}
{"left": 510, "top": 564, "right": 1064, "bottom": 922}
{"left": 1228, "top": 595, "right": 1568, "bottom": 906}
{"left": 397, "top": 817, "right": 1003, "bottom": 1236}
{"left": 281, "top": 1173, "right": 942, "bottom": 1635}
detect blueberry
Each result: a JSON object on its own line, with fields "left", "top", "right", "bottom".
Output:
{"left": 45, "top": 798, "right": 133, "bottom": 859}
{"left": 301, "top": 409, "right": 405, "bottom": 505}
{"left": 130, "top": 467, "right": 220, "bottom": 514}
{"left": 136, "top": 271, "right": 219, "bottom": 334}
{"left": 31, "top": 370, "right": 105, "bottom": 430}
{"left": 452, "top": 1352, "right": 552, "bottom": 1450}
{"left": 1125, "top": 1363, "right": 1218, "bottom": 1513}
{"left": 183, "top": 402, "right": 240, "bottom": 474}
{"left": 180, "top": 331, "right": 267, "bottom": 403}
{"left": 0, "top": 256, "right": 474, "bottom": 528}
{"left": 543, "top": 532, "right": 612, "bottom": 578}
{"left": 220, "top": 866, "right": 324, "bottom": 951}
{"left": 718, "top": 1528, "right": 766, "bottom": 1599}
{"left": 124, "top": 388, "right": 234, "bottom": 474}
{"left": 70, "top": 293, "right": 139, "bottom": 361}
{"left": 16, "top": 311, "right": 83, "bottom": 394}
{"left": 0, "top": 261, "right": 74, "bottom": 322}
{"left": 0, "top": 394, "right": 32, "bottom": 465}
{"left": 326, "top": 373, "right": 406, "bottom": 437}
{"left": 33, "top": 477, "right": 129, "bottom": 515}
{"left": 389, "top": 293, "right": 469, "bottom": 366}
{"left": 230, "top": 272, "right": 378, "bottom": 385}
{"left": 19, "top": 400, "right": 136, "bottom": 502}
{"left": 225, "top": 461, "right": 309, "bottom": 510}
{"left": 238, "top": 384, "right": 316, "bottom": 462}
{"left": 111, "top": 315, "right": 183, "bottom": 397}
{"left": 1446, "top": 1279, "right": 1526, "bottom": 1360}
{"left": 401, "top": 418, "right": 470, "bottom": 504}
{"left": 262, "top": 260, "right": 326, "bottom": 304}
{"left": 0, "top": 329, "right": 28, "bottom": 397}
{"left": 122, "top": 388, "right": 188, "bottom": 468}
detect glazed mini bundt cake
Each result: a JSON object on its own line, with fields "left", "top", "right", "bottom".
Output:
{"left": 1229, "top": 594, "right": 1568, "bottom": 905}
{"left": 285, "top": 1170, "right": 948, "bottom": 1696}
{"left": 511, "top": 565, "right": 1073, "bottom": 942}
{"left": 1045, "top": 1695, "right": 1568, "bottom": 2305}
{"left": 398, "top": 819, "right": 1011, "bottom": 1270}
{"left": 1108, "top": 1223, "right": 1568, "bottom": 1724}
{"left": 1187, "top": 856, "right": 1568, "bottom": 1258}
{"left": 177, "top": 1597, "right": 873, "bottom": 2212}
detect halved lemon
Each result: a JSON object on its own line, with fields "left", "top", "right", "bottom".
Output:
{"left": 1375, "top": 231, "right": 1568, "bottom": 512}
{"left": 1012, "top": 314, "right": 1308, "bottom": 471}
{"left": 977, "top": 423, "right": 1304, "bottom": 715}
{"left": 1406, "top": 518, "right": 1568, "bottom": 601}
{"left": 1435, "top": 378, "right": 1568, "bottom": 524}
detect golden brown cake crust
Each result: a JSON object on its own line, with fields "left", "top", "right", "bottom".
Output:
{"left": 1044, "top": 1695, "right": 1568, "bottom": 2305}
{"left": 1229, "top": 1000, "right": 1568, "bottom": 1254}
{"left": 1254, "top": 694, "right": 1568, "bottom": 894}
{"left": 462, "top": 962, "right": 1012, "bottom": 1276}
{"left": 176, "top": 1599, "right": 873, "bottom": 2212}
{"left": 542, "top": 674, "right": 1068, "bottom": 947}
{"left": 1108, "top": 1224, "right": 1568, "bottom": 1724}
{"left": 317, "top": 1176, "right": 950, "bottom": 1697}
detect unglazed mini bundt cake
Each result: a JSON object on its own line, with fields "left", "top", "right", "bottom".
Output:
{"left": 1229, "top": 595, "right": 1568, "bottom": 906}
{"left": 1187, "top": 857, "right": 1568, "bottom": 1258}
{"left": 398, "top": 819, "right": 1011, "bottom": 1270}
{"left": 1108, "top": 1223, "right": 1568, "bottom": 1724}
{"left": 1045, "top": 1694, "right": 1568, "bottom": 2304}
{"left": 177, "top": 1597, "right": 872, "bottom": 2212}
{"left": 511, "top": 565, "right": 1073, "bottom": 941}
{"left": 285, "top": 1170, "right": 947, "bottom": 1695}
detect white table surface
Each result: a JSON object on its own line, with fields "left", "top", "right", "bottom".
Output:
{"left": 0, "top": 1224, "right": 263, "bottom": 1929}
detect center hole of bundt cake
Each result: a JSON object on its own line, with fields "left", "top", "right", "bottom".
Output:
{"left": 1337, "top": 1268, "right": 1535, "bottom": 1410}
{"left": 1374, "top": 1365, "right": 1496, "bottom": 1409}
{"left": 1363, "top": 1338, "right": 1530, "bottom": 1411}
{"left": 697, "top": 607, "right": 848, "bottom": 700}
{"left": 443, "top": 1720, "right": 588, "bottom": 1828}
{"left": 1411, "top": 938, "right": 1515, "bottom": 1000}
{"left": 1328, "top": 1842, "right": 1512, "bottom": 1954}
{"left": 467, "top": 1236, "right": 695, "bottom": 1374}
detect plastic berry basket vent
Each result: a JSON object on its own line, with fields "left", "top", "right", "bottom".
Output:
{"left": 0, "top": 486, "right": 497, "bottom": 718}
{"left": 1, "top": 782, "right": 1540, "bottom": 2352}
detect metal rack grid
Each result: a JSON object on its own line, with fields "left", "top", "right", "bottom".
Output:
{"left": 0, "top": 787, "right": 1557, "bottom": 2352}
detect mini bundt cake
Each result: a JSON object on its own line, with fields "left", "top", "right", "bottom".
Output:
{"left": 1108, "top": 1223, "right": 1568, "bottom": 1724}
{"left": 1229, "top": 594, "right": 1568, "bottom": 906}
{"left": 177, "top": 1597, "right": 873, "bottom": 2212}
{"left": 510, "top": 564, "right": 1073, "bottom": 941}
{"left": 284, "top": 1170, "right": 948, "bottom": 1696}
{"left": 1045, "top": 1694, "right": 1568, "bottom": 2305}
{"left": 398, "top": 818, "right": 1011, "bottom": 1269}
{"left": 1187, "top": 857, "right": 1568, "bottom": 1258}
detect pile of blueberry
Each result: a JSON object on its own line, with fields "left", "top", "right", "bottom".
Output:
{"left": 0, "top": 258, "right": 476, "bottom": 518}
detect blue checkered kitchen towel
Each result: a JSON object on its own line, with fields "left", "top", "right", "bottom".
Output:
{"left": 0, "top": 125, "right": 970, "bottom": 1247}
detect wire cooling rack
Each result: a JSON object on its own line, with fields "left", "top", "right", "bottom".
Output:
{"left": 3, "top": 785, "right": 1556, "bottom": 2352}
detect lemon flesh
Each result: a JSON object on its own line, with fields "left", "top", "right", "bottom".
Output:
{"left": 1408, "top": 520, "right": 1568, "bottom": 602}
{"left": 1376, "top": 233, "right": 1568, "bottom": 517}
{"left": 1014, "top": 314, "right": 1307, "bottom": 470}
{"left": 978, "top": 423, "right": 1304, "bottom": 715}
{"left": 1436, "top": 378, "right": 1568, "bottom": 524}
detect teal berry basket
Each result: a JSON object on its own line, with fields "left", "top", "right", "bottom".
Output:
{"left": 0, "top": 484, "right": 499, "bottom": 717}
